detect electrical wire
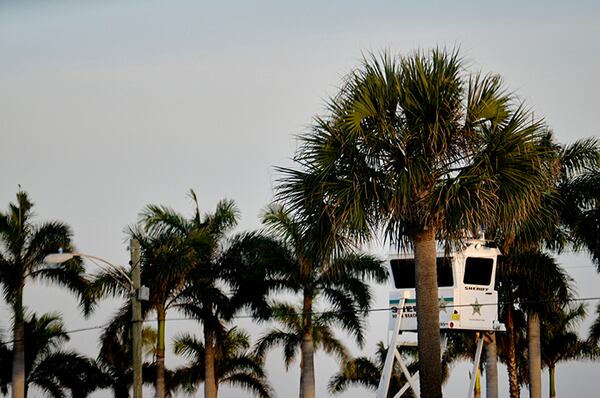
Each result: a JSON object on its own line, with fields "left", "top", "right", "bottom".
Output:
{"left": 4, "top": 295, "right": 600, "bottom": 343}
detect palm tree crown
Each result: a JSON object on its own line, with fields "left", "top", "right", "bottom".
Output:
{"left": 1, "top": 312, "right": 109, "bottom": 398}
{"left": 129, "top": 190, "right": 241, "bottom": 398}
{"left": 541, "top": 304, "right": 599, "bottom": 398}
{"left": 276, "top": 49, "right": 553, "bottom": 398}
{"left": 254, "top": 302, "right": 351, "bottom": 370}
{"left": 172, "top": 327, "right": 272, "bottom": 398}
{"left": 0, "top": 191, "right": 90, "bottom": 398}
{"left": 251, "top": 203, "right": 387, "bottom": 398}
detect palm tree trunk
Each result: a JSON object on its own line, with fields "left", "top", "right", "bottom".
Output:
{"left": 11, "top": 285, "right": 25, "bottom": 398}
{"left": 300, "top": 288, "right": 315, "bottom": 398}
{"left": 528, "top": 311, "right": 542, "bottom": 398}
{"left": 156, "top": 307, "right": 166, "bottom": 398}
{"left": 506, "top": 308, "right": 520, "bottom": 398}
{"left": 204, "top": 328, "right": 218, "bottom": 398}
{"left": 413, "top": 228, "right": 442, "bottom": 398}
{"left": 484, "top": 332, "right": 498, "bottom": 398}
{"left": 548, "top": 365, "right": 555, "bottom": 398}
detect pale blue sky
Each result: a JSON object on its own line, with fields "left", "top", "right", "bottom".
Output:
{"left": 1, "top": 1, "right": 599, "bottom": 397}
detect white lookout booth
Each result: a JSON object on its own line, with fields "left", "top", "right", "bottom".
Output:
{"left": 377, "top": 239, "right": 504, "bottom": 398}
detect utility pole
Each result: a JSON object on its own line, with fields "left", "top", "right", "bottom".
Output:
{"left": 131, "top": 238, "right": 142, "bottom": 398}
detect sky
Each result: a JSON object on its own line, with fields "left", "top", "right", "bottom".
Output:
{"left": 1, "top": 1, "right": 599, "bottom": 397}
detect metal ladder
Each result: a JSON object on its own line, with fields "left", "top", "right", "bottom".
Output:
{"left": 375, "top": 292, "right": 485, "bottom": 398}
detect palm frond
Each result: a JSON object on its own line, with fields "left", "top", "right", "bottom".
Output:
{"left": 254, "top": 329, "right": 300, "bottom": 370}
{"left": 221, "top": 372, "right": 273, "bottom": 398}
{"left": 589, "top": 303, "right": 600, "bottom": 344}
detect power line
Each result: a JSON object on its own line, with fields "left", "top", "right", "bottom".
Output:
{"left": 4, "top": 295, "right": 600, "bottom": 344}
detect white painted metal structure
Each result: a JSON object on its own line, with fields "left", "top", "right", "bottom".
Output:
{"left": 376, "top": 240, "right": 504, "bottom": 398}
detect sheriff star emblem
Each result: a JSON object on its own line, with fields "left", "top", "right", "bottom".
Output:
{"left": 471, "top": 298, "right": 482, "bottom": 315}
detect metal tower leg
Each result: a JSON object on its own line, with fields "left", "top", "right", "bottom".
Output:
{"left": 376, "top": 292, "right": 420, "bottom": 398}
{"left": 377, "top": 292, "right": 406, "bottom": 398}
{"left": 467, "top": 333, "right": 485, "bottom": 398}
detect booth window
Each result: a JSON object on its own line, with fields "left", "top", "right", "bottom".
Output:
{"left": 437, "top": 257, "right": 453, "bottom": 287}
{"left": 463, "top": 257, "right": 493, "bottom": 285}
{"left": 390, "top": 257, "right": 454, "bottom": 289}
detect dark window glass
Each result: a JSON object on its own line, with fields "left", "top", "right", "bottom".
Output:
{"left": 390, "top": 259, "right": 416, "bottom": 289}
{"left": 390, "top": 257, "right": 454, "bottom": 289}
{"left": 437, "top": 257, "right": 454, "bottom": 287}
{"left": 463, "top": 257, "right": 494, "bottom": 285}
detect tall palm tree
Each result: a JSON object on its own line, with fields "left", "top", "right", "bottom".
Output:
{"left": 494, "top": 267, "right": 528, "bottom": 398}
{"left": 0, "top": 191, "right": 91, "bottom": 398}
{"left": 497, "top": 252, "right": 573, "bottom": 398}
{"left": 560, "top": 139, "right": 600, "bottom": 353}
{"left": 254, "top": 302, "right": 351, "bottom": 383}
{"left": 560, "top": 138, "right": 600, "bottom": 267}
{"left": 0, "top": 312, "right": 109, "bottom": 397}
{"left": 523, "top": 254, "right": 571, "bottom": 398}
{"left": 541, "top": 304, "right": 599, "bottom": 398}
{"left": 483, "top": 332, "right": 499, "bottom": 398}
{"left": 131, "top": 190, "right": 239, "bottom": 398}
{"left": 328, "top": 341, "right": 418, "bottom": 398}
{"left": 277, "top": 49, "right": 552, "bottom": 398}
{"left": 254, "top": 204, "right": 387, "bottom": 398}
{"left": 171, "top": 327, "right": 272, "bottom": 398}
{"left": 129, "top": 229, "right": 193, "bottom": 398}
{"left": 89, "top": 233, "right": 182, "bottom": 398}
{"left": 491, "top": 138, "right": 600, "bottom": 398}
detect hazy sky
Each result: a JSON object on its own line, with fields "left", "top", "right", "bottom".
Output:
{"left": 1, "top": 1, "right": 599, "bottom": 397}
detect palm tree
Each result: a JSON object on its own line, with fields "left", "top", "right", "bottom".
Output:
{"left": 131, "top": 190, "right": 239, "bottom": 398}
{"left": 253, "top": 204, "right": 387, "bottom": 398}
{"left": 541, "top": 304, "right": 599, "bottom": 398}
{"left": 490, "top": 138, "right": 600, "bottom": 398}
{"left": 483, "top": 332, "right": 499, "bottom": 398}
{"left": 497, "top": 252, "right": 573, "bottom": 398}
{"left": 494, "top": 267, "right": 528, "bottom": 398}
{"left": 129, "top": 229, "right": 193, "bottom": 398}
{"left": 254, "top": 302, "right": 351, "bottom": 385}
{"left": 560, "top": 139, "right": 600, "bottom": 355}
{"left": 277, "top": 49, "right": 552, "bottom": 398}
{"left": 0, "top": 191, "right": 91, "bottom": 398}
{"left": 0, "top": 312, "right": 109, "bottom": 397}
{"left": 560, "top": 138, "right": 600, "bottom": 267}
{"left": 523, "top": 254, "right": 571, "bottom": 398}
{"left": 328, "top": 341, "right": 418, "bottom": 398}
{"left": 171, "top": 327, "right": 272, "bottom": 398}
{"left": 90, "top": 233, "right": 193, "bottom": 398}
